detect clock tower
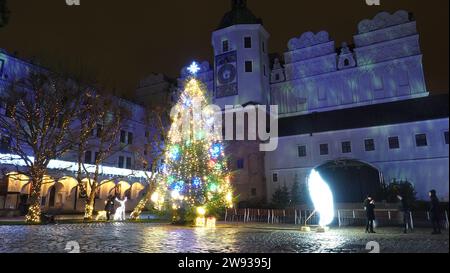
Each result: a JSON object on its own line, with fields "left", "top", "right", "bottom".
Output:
{"left": 212, "top": 0, "right": 270, "bottom": 109}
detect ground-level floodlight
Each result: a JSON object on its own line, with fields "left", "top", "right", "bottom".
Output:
{"left": 302, "top": 169, "right": 334, "bottom": 233}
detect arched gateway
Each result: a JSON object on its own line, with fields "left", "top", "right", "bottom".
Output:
{"left": 314, "top": 159, "right": 383, "bottom": 203}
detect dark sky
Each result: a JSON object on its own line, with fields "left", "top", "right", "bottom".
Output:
{"left": 0, "top": 0, "right": 448, "bottom": 97}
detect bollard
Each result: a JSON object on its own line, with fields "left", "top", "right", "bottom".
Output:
{"left": 338, "top": 210, "right": 341, "bottom": 228}
{"left": 267, "top": 209, "right": 270, "bottom": 224}
{"left": 388, "top": 210, "right": 391, "bottom": 221}
{"left": 427, "top": 211, "right": 430, "bottom": 221}
{"left": 352, "top": 210, "right": 355, "bottom": 219}
{"left": 445, "top": 211, "right": 449, "bottom": 230}
{"left": 225, "top": 209, "right": 228, "bottom": 222}
{"left": 409, "top": 211, "right": 414, "bottom": 230}
{"left": 295, "top": 210, "right": 297, "bottom": 225}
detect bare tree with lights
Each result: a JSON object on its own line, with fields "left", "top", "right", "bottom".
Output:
{"left": 0, "top": 72, "right": 86, "bottom": 223}
{"left": 129, "top": 106, "right": 170, "bottom": 220}
{"left": 72, "top": 94, "right": 130, "bottom": 220}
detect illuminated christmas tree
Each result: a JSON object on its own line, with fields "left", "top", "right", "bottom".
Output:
{"left": 151, "top": 62, "right": 233, "bottom": 224}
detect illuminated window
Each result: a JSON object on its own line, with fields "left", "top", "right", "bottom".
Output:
{"left": 319, "top": 144, "right": 329, "bottom": 155}
{"left": 222, "top": 40, "right": 229, "bottom": 52}
{"left": 389, "top": 136, "right": 400, "bottom": 149}
{"left": 445, "top": 131, "right": 449, "bottom": 145}
{"left": 341, "top": 141, "right": 352, "bottom": 153}
{"left": 244, "top": 37, "right": 252, "bottom": 48}
{"left": 237, "top": 159, "right": 244, "bottom": 169}
{"left": 84, "top": 151, "right": 92, "bottom": 164}
{"left": 298, "top": 145, "right": 307, "bottom": 157}
{"left": 245, "top": 61, "right": 253, "bottom": 73}
{"left": 365, "top": 139, "right": 375, "bottom": 152}
{"left": 415, "top": 134, "right": 428, "bottom": 147}
{"left": 272, "top": 173, "right": 278, "bottom": 183}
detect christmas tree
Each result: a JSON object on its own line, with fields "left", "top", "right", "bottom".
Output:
{"left": 151, "top": 62, "right": 233, "bottom": 224}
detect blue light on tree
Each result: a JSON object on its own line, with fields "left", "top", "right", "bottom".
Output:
{"left": 209, "top": 143, "right": 223, "bottom": 159}
{"left": 170, "top": 145, "right": 181, "bottom": 161}
{"left": 192, "top": 177, "right": 202, "bottom": 187}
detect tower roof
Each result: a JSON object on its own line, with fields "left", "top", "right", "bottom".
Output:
{"left": 217, "top": 0, "right": 263, "bottom": 30}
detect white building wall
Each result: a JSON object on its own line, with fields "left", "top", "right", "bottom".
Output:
{"left": 265, "top": 118, "right": 449, "bottom": 201}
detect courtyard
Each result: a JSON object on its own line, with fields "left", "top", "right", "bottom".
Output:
{"left": 0, "top": 222, "right": 448, "bottom": 253}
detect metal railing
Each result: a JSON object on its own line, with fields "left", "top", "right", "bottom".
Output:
{"left": 224, "top": 208, "right": 449, "bottom": 229}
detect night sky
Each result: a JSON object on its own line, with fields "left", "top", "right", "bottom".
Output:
{"left": 0, "top": 0, "right": 448, "bottom": 98}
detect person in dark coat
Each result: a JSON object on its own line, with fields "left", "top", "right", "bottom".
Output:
{"left": 397, "top": 194, "right": 412, "bottom": 233}
{"left": 429, "top": 190, "right": 442, "bottom": 234}
{"left": 104, "top": 195, "right": 115, "bottom": 221}
{"left": 364, "top": 195, "right": 376, "bottom": 233}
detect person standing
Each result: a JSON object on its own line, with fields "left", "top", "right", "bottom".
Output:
{"left": 429, "top": 190, "right": 442, "bottom": 235}
{"left": 397, "top": 194, "right": 412, "bottom": 233}
{"left": 364, "top": 195, "right": 376, "bottom": 233}
{"left": 104, "top": 195, "right": 114, "bottom": 221}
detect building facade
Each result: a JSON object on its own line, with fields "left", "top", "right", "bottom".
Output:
{"left": 189, "top": 2, "right": 449, "bottom": 203}
{"left": 0, "top": 50, "right": 153, "bottom": 214}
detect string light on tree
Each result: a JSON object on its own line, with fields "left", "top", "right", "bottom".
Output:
{"left": 151, "top": 61, "right": 234, "bottom": 224}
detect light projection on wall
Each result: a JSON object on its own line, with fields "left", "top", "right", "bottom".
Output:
{"left": 308, "top": 169, "right": 335, "bottom": 227}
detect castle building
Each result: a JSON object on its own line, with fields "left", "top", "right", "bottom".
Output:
{"left": 178, "top": 1, "right": 449, "bottom": 203}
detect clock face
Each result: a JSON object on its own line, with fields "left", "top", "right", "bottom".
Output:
{"left": 217, "top": 63, "right": 236, "bottom": 85}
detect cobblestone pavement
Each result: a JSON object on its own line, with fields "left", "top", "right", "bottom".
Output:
{"left": 0, "top": 222, "right": 448, "bottom": 253}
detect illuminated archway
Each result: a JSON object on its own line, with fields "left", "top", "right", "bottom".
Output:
{"left": 99, "top": 180, "right": 116, "bottom": 199}
{"left": 314, "top": 159, "right": 383, "bottom": 203}
{"left": 117, "top": 181, "right": 131, "bottom": 199}
{"left": 130, "top": 182, "right": 145, "bottom": 200}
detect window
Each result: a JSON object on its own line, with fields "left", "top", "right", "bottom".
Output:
{"left": 120, "top": 130, "right": 126, "bottom": 144}
{"left": 245, "top": 61, "right": 253, "bottom": 73}
{"left": 263, "top": 65, "right": 266, "bottom": 76}
{"left": 344, "top": 59, "right": 350, "bottom": 66}
{"left": 415, "top": 134, "right": 428, "bottom": 147}
{"left": 244, "top": 36, "right": 252, "bottom": 48}
{"left": 222, "top": 40, "right": 229, "bottom": 52}
{"left": 275, "top": 74, "right": 280, "bottom": 81}
{"left": 0, "top": 135, "right": 11, "bottom": 153}
{"left": 445, "top": 131, "right": 449, "bottom": 145}
{"left": 341, "top": 141, "right": 352, "bottom": 154}
{"left": 389, "top": 136, "right": 400, "bottom": 150}
{"left": 251, "top": 188, "right": 257, "bottom": 196}
{"left": 237, "top": 159, "right": 244, "bottom": 169}
{"left": 319, "top": 144, "right": 329, "bottom": 155}
{"left": 297, "top": 145, "right": 307, "bottom": 157}
{"left": 118, "top": 156, "right": 124, "bottom": 168}
{"left": 365, "top": 139, "right": 375, "bottom": 152}
{"left": 262, "top": 41, "right": 265, "bottom": 53}
{"left": 272, "top": 173, "right": 278, "bottom": 183}
{"left": 126, "top": 157, "right": 132, "bottom": 169}
{"left": 145, "top": 131, "right": 149, "bottom": 138}
{"left": 96, "top": 124, "right": 103, "bottom": 138}
{"left": 0, "top": 59, "right": 4, "bottom": 75}
{"left": 84, "top": 151, "right": 92, "bottom": 164}
{"left": 128, "top": 132, "right": 133, "bottom": 145}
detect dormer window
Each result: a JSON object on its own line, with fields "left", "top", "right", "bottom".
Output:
{"left": 244, "top": 36, "right": 252, "bottom": 48}
{"left": 222, "top": 40, "right": 229, "bottom": 53}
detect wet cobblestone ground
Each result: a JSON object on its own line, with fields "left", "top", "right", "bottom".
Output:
{"left": 0, "top": 222, "right": 448, "bottom": 253}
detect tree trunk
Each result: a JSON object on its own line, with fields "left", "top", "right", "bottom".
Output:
{"left": 84, "top": 184, "right": 97, "bottom": 220}
{"left": 130, "top": 183, "right": 156, "bottom": 220}
{"left": 25, "top": 168, "right": 44, "bottom": 224}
